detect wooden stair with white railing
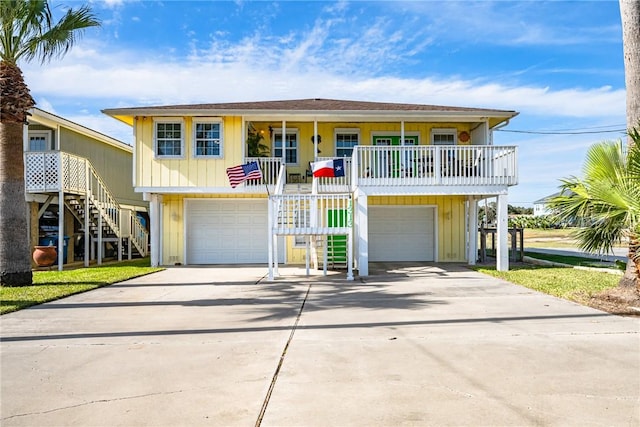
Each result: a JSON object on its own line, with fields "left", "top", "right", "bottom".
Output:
{"left": 25, "top": 151, "right": 148, "bottom": 263}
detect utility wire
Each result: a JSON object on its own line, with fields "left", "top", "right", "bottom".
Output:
{"left": 496, "top": 128, "right": 626, "bottom": 135}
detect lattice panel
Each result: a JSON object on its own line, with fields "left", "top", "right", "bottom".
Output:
{"left": 25, "top": 152, "right": 60, "bottom": 191}
{"left": 63, "top": 155, "right": 86, "bottom": 193}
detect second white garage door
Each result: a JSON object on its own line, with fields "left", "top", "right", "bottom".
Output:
{"left": 185, "top": 199, "right": 279, "bottom": 264}
{"left": 369, "top": 206, "right": 436, "bottom": 262}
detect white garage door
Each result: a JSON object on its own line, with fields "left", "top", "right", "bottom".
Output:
{"left": 369, "top": 206, "right": 435, "bottom": 262}
{"left": 186, "top": 199, "right": 279, "bottom": 264}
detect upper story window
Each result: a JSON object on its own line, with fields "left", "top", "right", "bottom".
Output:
{"left": 431, "top": 128, "right": 457, "bottom": 145}
{"left": 193, "top": 119, "right": 223, "bottom": 158}
{"left": 28, "top": 130, "right": 53, "bottom": 151}
{"left": 154, "top": 118, "right": 184, "bottom": 158}
{"left": 273, "top": 129, "right": 298, "bottom": 165}
{"left": 335, "top": 129, "right": 360, "bottom": 157}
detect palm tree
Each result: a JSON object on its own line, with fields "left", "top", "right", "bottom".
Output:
{"left": 620, "top": 0, "right": 640, "bottom": 133}
{"left": 0, "top": 0, "right": 100, "bottom": 286}
{"left": 550, "top": 129, "right": 640, "bottom": 292}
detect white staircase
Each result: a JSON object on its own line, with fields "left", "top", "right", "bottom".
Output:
{"left": 25, "top": 151, "right": 148, "bottom": 263}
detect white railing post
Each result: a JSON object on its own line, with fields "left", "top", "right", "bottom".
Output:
{"left": 84, "top": 159, "right": 90, "bottom": 267}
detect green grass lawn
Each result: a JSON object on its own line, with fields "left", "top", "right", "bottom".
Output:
{"left": 473, "top": 264, "right": 621, "bottom": 305}
{"left": 0, "top": 259, "right": 164, "bottom": 315}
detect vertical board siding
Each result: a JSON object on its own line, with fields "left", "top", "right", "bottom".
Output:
{"left": 137, "top": 116, "right": 245, "bottom": 188}
{"left": 369, "top": 195, "right": 466, "bottom": 262}
{"left": 135, "top": 117, "right": 473, "bottom": 189}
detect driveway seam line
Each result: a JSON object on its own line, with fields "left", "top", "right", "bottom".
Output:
{"left": 254, "top": 282, "right": 312, "bottom": 427}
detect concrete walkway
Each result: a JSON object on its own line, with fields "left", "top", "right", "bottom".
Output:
{"left": 1, "top": 264, "right": 639, "bottom": 426}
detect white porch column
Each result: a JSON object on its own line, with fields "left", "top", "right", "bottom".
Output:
{"left": 356, "top": 190, "right": 368, "bottom": 276}
{"left": 148, "top": 193, "right": 162, "bottom": 267}
{"left": 468, "top": 197, "right": 478, "bottom": 265}
{"left": 313, "top": 120, "right": 318, "bottom": 161}
{"left": 496, "top": 194, "right": 509, "bottom": 271}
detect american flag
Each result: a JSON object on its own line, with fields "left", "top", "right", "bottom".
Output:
{"left": 226, "top": 161, "right": 263, "bottom": 188}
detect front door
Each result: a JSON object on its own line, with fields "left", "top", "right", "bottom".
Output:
{"left": 373, "top": 135, "right": 418, "bottom": 177}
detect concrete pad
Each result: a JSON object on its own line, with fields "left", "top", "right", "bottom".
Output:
{"left": 1, "top": 263, "right": 639, "bottom": 426}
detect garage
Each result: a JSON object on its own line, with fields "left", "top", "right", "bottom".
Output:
{"left": 368, "top": 206, "right": 436, "bottom": 262}
{"left": 185, "top": 199, "right": 281, "bottom": 264}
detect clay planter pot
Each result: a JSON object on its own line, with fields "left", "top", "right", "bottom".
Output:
{"left": 33, "top": 246, "right": 57, "bottom": 267}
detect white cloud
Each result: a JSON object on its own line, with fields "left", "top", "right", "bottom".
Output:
{"left": 23, "top": 45, "right": 625, "bottom": 119}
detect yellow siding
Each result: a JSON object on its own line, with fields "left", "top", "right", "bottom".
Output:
{"left": 159, "top": 193, "right": 266, "bottom": 265}
{"left": 135, "top": 118, "right": 472, "bottom": 188}
{"left": 369, "top": 195, "right": 467, "bottom": 262}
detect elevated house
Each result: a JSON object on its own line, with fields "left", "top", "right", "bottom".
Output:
{"left": 24, "top": 108, "right": 149, "bottom": 270}
{"left": 102, "top": 99, "right": 518, "bottom": 278}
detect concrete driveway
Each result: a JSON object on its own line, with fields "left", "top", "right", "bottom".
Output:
{"left": 1, "top": 264, "right": 639, "bottom": 426}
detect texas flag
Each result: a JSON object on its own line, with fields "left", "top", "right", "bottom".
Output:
{"left": 311, "top": 158, "right": 345, "bottom": 178}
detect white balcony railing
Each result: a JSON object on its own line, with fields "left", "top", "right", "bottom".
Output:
{"left": 271, "top": 193, "right": 352, "bottom": 235}
{"left": 352, "top": 145, "right": 518, "bottom": 187}
{"left": 243, "top": 157, "right": 284, "bottom": 191}
{"left": 315, "top": 157, "right": 352, "bottom": 193}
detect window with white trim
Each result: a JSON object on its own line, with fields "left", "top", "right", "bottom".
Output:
{"left": 335, "top": 129, "right": 359, "bottom": 157}
{"left": 273, "top": 129, "right": 298, "bottom": 165}
{"left": 154, "top": 119, "right": 184, "bottom": 158}
{"left": 431, "top": 128, "right": 457, "bottom": 145}
{"left": 28, "top": 130, "right": 52, "bottom": 151}
{"left": 193, "top": 119, "right": 223, "bottom": 157}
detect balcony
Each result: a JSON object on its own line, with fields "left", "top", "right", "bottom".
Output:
{"left": 25, "top": 151, "right": 87, "bottom": 194}
{"left": 352, "top": 145, "right": 518, "bottom": 190}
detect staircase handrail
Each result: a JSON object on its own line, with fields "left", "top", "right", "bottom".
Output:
{"left": 85, "top": 161, "right": 148, "bottom": 257}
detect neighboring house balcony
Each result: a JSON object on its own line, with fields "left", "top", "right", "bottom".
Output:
{"left": 24, "top": 151, "right": 148, "bottom": 262}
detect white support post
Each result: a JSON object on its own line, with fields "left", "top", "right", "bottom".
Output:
{"left": 57, "top": 189, "right": 64, "bottom": 271}
{"left": 347, "top": 228, "right": 354, "bottom": 281}
{"left": 468, "top": 197, "right": 478, "bottom": 265}
{"left": 273, "top": 234, "right": 279, "bottom": 277}
{"left": 97, "top": 211, "right": 103, "bottom": 265}
{"left": 281, "top": 120, "right": 286, "bottom": 166}
{"left": 313, "top": 120, "right": 318, "bottom": 161}
{"left": 323, "top": 235, "right": 328, "bottom": 276}
{"left": 356, "top": 191, "right": 368, "bottom": 276}
{"left": 496, "top": 194, "right": 509, "bottom": 271}
{"left": 149, "top": 193, "right": 161, "bottom": 267}
{"left": 268, "top": 199, "right": 274, "bottom": 280}
{"left": 305, "top": 235, "right": 310, "bottom": 276}
{"left": 84, "top": 160, "right": 90, "bottom": 267}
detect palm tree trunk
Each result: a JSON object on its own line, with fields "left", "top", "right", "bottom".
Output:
{"left": 620, "top": 0, "right": 640, "bottom": 131}
{"left": 0, "top": 121, "right": 33, "bottom": 286}
{"left": 619, "top": 0, "right": 640, "bottom": 292}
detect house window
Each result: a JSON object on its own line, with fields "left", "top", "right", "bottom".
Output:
{"left": 431, "top": 129, "right": 457, "bottom": 145}
{"left": 193, "top": 119, "right": 222, "bottom": 157}
{"left": 273, "top": 129, "right": 298, "bottom": 165}
{"left": 154, "top": 119, "right": 184, "bottom": 158}
{"left": 28, "top": 130, "right": 52, "bottom": 151}
{"left": 335, "top": 129, "right": 359, "bottom": 157}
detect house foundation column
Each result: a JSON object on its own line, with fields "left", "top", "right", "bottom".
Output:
{"left": 467, "top": 197, "right": 478, "bottom": 265}
{"left": 148, "top": 193, "right": 162, "bottom": 267}
{"left": 496, "top": 194, "right": 509, "bottom": 271}
{"left": 356, "top": 190, "right": 368, "bottom": 276}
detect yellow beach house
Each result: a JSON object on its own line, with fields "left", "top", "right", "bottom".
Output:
{"left": 102, "top": 99, "right": 518, "bottom": 279}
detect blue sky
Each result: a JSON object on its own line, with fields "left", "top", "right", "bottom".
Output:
{"left": 23, "top": 0, "right": 627, "bottom": 207}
